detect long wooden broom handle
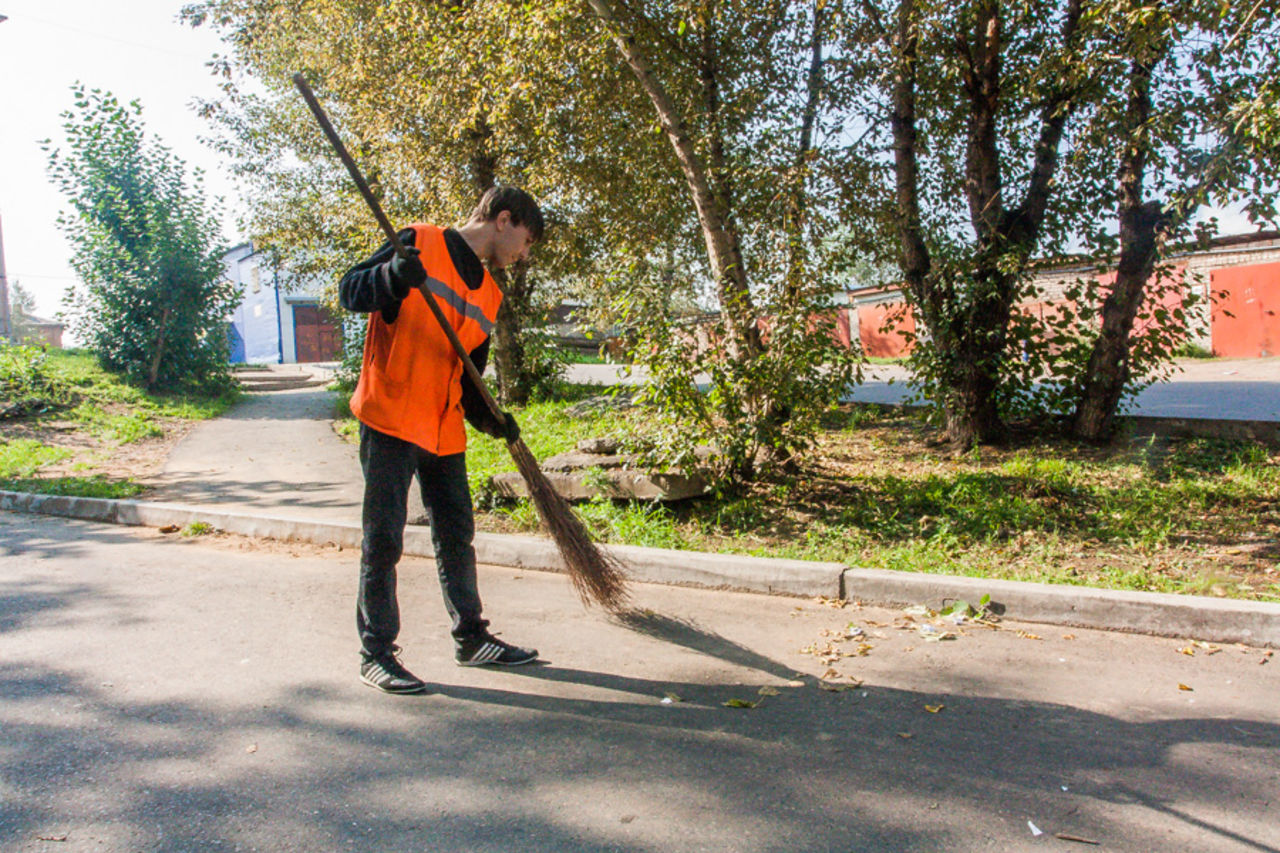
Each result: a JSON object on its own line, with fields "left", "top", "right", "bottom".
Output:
{"left": 292, "top": 73, "right": 508, "bottom": 426}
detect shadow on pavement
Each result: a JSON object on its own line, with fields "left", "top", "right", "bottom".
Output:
{"left": 2, "top": 655, "right": 1277, "bottom": 850}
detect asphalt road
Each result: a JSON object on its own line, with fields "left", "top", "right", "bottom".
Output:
{"left": 567, "top": 357, "right": 1280, "bottom": 422}
{"left": 2, "top": 512, "right": 1277, "bottom": 852}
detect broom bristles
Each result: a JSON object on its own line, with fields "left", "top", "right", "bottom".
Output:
{"left": 509, "top": 438, "right": 631, "bottom": 611}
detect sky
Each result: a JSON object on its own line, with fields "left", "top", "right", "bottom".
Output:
{"left": 0, "top": 1, "right": 1262, "bottom": 327}
{"left": 0, "top": 0, "right": 241, "bottom": 321}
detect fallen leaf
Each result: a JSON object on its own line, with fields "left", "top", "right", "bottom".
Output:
{"left": 815, "top": 596, "right": 848, "bottom": 609}
{"left": 159, "top": 525, "right": 179, "bottom": 534}
{"left": 821, "top": 667, "right": 840, "bottom": 680}
{"left": 1016, "top": 630, "right": 1042, "bottom": 640}
{"left": 619, "top": 814, "right": 637, "bottom": 824}
{"left": 1062, "top": 634, "right": 1076, "bottom": 640}
{"left": 1178, "top": 646, "right": 1196, "bottom": 656}
{"left": 246, "top": 744, "right": 258, "bottom": 753}
{"left": 897, "top": 731, "right": 913, "bottom": 739}
{"left": 1262, "top": 651, "right": 1273, "bottom": 665}
{"left": 817, "top": 681, "right": 848, "bottom": 692}
{"left": 662, "top": 692, "right": 682, "bottom": 703}
{"left": 758, "top": 686, "right": 780, "bottom": 697}
{"left": 723, "top": 698, "right": 758, "bottom": 709}
{"left": 786, "top": 680, "right": 805, "bottom": 688}
{"left": 924, "top": 704, "right": 945, "bottom": 714}
{"left": 1178, "top": 683, "right": 1193, "bottom": 691}
{"left": 36, "top": 835, "right": 68, "bottom": 843}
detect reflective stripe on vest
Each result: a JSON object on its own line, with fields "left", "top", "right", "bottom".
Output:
{"left": 349, "top": 223, "right": 503, "bottom": 455}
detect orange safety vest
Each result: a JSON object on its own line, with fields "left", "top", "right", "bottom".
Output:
{"left": 350, "top": 224, "right": 503, "bottom": 455}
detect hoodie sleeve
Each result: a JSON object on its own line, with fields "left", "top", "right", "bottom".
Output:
{"left": 338, "top": 228, "right": 417, "bottom": 323}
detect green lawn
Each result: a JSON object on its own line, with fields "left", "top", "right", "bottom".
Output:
{"left": 449, "top": 389, "right": 1280, "bottom": 602}
{"left": 0, "top": 346, "right": 238, "bottom": 497}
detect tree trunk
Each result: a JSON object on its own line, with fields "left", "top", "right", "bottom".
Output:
{"left": 586, "top": 0, "right": 760, "bottom": 358}
{"left": 147, "top": 306, "right": 171, "bottom": 390}
{"left": 491, "top": 263, "right": 532, "bottom": 406}
{"left": 1072, "top": 55, "right": 1162, "bottom": 441}
{"left": 784, "top": 0, "right": 825, "bottom": 298}
{"left": 464, "top": 116, "right": 535, "bottom": 406}
{"left": 932, "top": 0, "right": 1081, "bottom": 446}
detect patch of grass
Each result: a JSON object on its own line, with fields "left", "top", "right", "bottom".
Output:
{"left": 1173, "top": 342, "right": 1216, "bottom": 359}
{"left": 70, "top": 403, "right": 164, "bottom": 443}
{"left": 0, "top": 439, "right": 72, "bottom": 478}
{"left": 181, "top": 521, "right": 214, "bottom": 537}
{"left": 0, "top": 476, "right": 144, "bottom": 499}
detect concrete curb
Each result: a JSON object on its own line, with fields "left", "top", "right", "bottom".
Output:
{"left": 842, "top": 569, "right": 1280, "bottom": 648}
{"left": 3, "top": 489, "right": 1277, "bottom": 648}
{"left": 0, "top": 491, "right": 840, "bottom": 599}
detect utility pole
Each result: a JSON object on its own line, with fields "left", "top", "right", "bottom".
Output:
{"left": 0, "top": 15, "right": 9, "bottom": 341}
{"left": 0, "top": 214, "right": 11, "bottom": 342}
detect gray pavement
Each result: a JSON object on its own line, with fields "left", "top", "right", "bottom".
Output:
{"left": 2, "top": 511, "right": 1278, "bottom": 852}
{"left": 568, "top": 357, "right": 1280, "bottom": 421}
{"left": 147, "top": 383, "right": 366, "bottom": 523}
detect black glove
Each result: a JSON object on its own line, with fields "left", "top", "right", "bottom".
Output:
{"left": 386, "top": 247, "right": 426, "bottom": 297}
{"left": 490, "top": 410, "right": 520, "bottom": 444}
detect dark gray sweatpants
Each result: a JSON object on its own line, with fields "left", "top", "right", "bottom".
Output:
{"left": 357, "top": 423, "right": 486, "bottom": 660}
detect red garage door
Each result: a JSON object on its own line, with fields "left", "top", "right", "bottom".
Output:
{"left": 1212, "top": 262, "right": 1280, "bottom": 358}
{"left": 294, "top": 305, "right": 343, "bottom": 363}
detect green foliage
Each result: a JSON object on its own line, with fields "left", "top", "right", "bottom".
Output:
{"left": 841, "top": 0, "right": 1280, "bottom": 443}
{"left": 0, "top": 344, "right": 71, "bottom": 416}
{"left": 621, "top": 286, "right": 864, "bottom": 485}
{"left": 45, "top": 86, "right": 239, "bottom": 393}
{"left": 181, "top": 521, "right": 215, "bottom": 536}
{"left": 515, "top": 326, "right": 570, "bottom": 403}
{"left": 7, "top": 282, "right": 43, "bottom": 344}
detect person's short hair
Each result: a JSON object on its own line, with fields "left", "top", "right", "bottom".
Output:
{"left": 468, "top": 186, "right": 544, "bottom": 242}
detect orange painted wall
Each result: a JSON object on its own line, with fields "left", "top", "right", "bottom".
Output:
{"left": 1212, "top": 262, "right": 1280, "bottom": 357}
{"left": 857, "top": 301, "right": 915, "bottom": 358}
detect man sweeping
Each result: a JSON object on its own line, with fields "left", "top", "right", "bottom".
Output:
{"left": 339, "top": 186, "right": 545, "bottom": 694}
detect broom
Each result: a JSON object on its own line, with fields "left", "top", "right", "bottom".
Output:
{"left": 293, "top": 74, "right": 629, "bottom": 611}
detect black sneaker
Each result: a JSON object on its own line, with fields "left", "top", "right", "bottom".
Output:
{"left": 455, "top": 632, "right": 539, "bottom": 667}
{"left": 360, "top": 647, "right": 428, "bottom": 694}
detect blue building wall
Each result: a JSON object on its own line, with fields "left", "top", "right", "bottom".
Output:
{"left": 225, "top": 244, "right": 283, "bottom": 365}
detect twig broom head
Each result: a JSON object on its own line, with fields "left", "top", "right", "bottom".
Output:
{"left": 508, "top": 437, "right": 631, "bottom": 612}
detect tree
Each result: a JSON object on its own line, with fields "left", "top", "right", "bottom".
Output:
{"left": 842, "top": 0, "right": 1278, "bottom": 446}
{"left": 45, "top": 86, "right": 238, "bottom": 392}
{"left": 188, "top": 0, "right": 864, "bottom": 480}
{"left": 1068, "top": 0, "right": 1280, "bottom": 439}
{"left": 183, "top": 0, "right": 679, "bottom": 406}
{"left": 844, "top": 0, "right": 1096, "bottom": 446}
{"left": 582, "top": 0, "right": 865, "bottom": 479}
{"left": 8, "top": 281, "right": 40, "bottom": 344}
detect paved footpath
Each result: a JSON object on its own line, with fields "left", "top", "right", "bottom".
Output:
{"left": 146, "top": 382, "right": 368, "bottom": 523}
{"left": 569, "top": 357, "right": 1280, "bottom": 422}
{"left": 2, "top": 512, "right": 1278, "bottom": 852}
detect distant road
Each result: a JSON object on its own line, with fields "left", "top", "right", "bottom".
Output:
{"left": 565, "top": 357, "right": 1280, "bottom": 422}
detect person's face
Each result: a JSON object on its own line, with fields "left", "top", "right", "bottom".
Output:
{"left": 490, "top": 212, "right": 536, "bottom": 271}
